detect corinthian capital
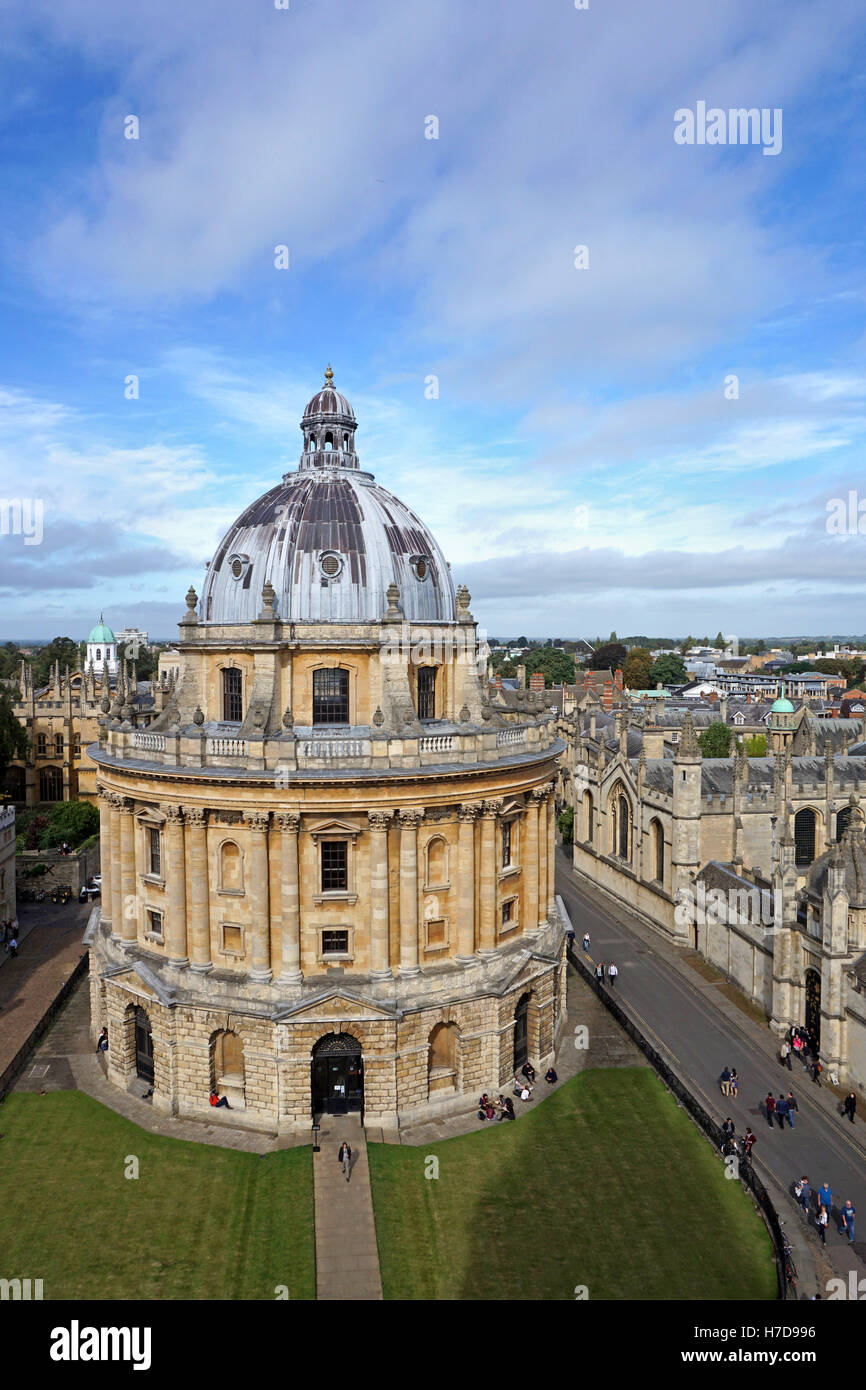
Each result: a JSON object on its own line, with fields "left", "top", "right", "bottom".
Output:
{"left": 163, "top": 804, "right": 185, "bottom": 825}
{"left": 398, "top": 809, "right": 424, "bottom": 829}
{"left": 184, "top": 806, "right": 208, "bottom": 827}
{"left": 367, "top": 810, "right": 393, "bottom": 832}
{"left": 481, "top": 798, "right": 503, "bottom": 818}
{"left": 242, "top": 810, "right": 270, "bottom": 833}
{"left": 457, "top": 803, "right": 480, "bottom": 824}
{"left": 276, "top": 812, "right": 301, "bottom": 833}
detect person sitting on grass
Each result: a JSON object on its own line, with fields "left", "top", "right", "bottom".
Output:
{"left": 209, "top": 1090, "right": 230, "bottom": 1109}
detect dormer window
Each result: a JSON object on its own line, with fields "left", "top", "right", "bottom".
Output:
{"left": 411, "top": 555, "right": 429, "bottom": 581}
{"left": 228, "top": 553, "right": 250, "bottom": 581}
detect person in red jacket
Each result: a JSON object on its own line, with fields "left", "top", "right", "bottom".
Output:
{"left": 764, "top": 1092, "right": 776, "bottom": 1127}
{"left": 209, "top": 1090, "right": 230, "bottom": 1109}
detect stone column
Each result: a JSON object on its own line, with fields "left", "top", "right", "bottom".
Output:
{"left": 478, "top": 800, "right": 501, "bottom": 956}
{"left": 185, "top": 807, "right": 212, "bottom": 973}
{"left": 277, "top": 813, "right": 302, "bottom": 984}
{"left": 456, "top": 804, "right": 479, "bottom": 961}
{"left": 368, "top": 811, "right": 393, "bottom": 980}
{"left": 398, "top": 810, "right": 422, "bottom": 976}
{"left": 109, "top": 793, "right": 123, "bottom": 941}
{"left": 163, "top": 805, "right": 188, "bottom": 967}
{"left": 244, "top": 811, "right": 272, "bottom": 982}
{"left": 97, "top": 789, "right": 113, "bottom": 934}
{"left": 546, "top": 786, "right": 557, "bottom": 918}
{"left": 537, "top": 788, "right": 548, "bottom": 934}
{"left": 118, "top": 798, "right": 137, "bottom": 943}
{"left": 522, "top": 793, "right": 539, "bottom": 936}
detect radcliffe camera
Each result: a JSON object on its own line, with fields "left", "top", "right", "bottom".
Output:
{"left": 0, "top": 0, "right": 862, "bottom": 1357}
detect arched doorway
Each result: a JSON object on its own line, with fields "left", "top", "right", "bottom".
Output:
{"left": 311, "top": 1032, "right": 363, "bottom": 1117}
{"left": 134, "top": 1007, "right": 154, "bottom": 1083}
{"left": 513, "top": 993, "right": 530, "bottom": 1071}
{"left": 804, "top": 968, "right": 821, "bottom": 1052}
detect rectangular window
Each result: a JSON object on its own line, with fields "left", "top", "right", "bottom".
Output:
{"left": 149, "top": 827, "right": 161, "bottom": 877}
{"left": 417, "top": 666, "right": 436, "bottom": 720}
{"left": 35, "top": 733, "right": 47, "bottom": 758}
{"left": 73, "top": 735, "right": 81, "bottom": 757}
{"left": 147, "top": 910, "right": 163, "bottom": 939}
{"left": 222, "top": 667, "right": 243, "bottom": 722}
{"left": 321, "top": 840, "right": 348, "bottom": 892}
{"left": 425, "top": 918, "right": 447, "bottom": 949}
{"left": 54, "top": 734, "right": 63, "bottom": 756}
{"left": 502, "top": 820, "right": 512, "bottom": 868}
{"left": 313, "top": 668, "right": 349, "bottom": 724}
{"left": 222, "top": 923, "right": 243, "bottom": 954}
{"left": 502, "top": 899, "right": 513, "bottom": 927}
{"left": 322, "top": 929, "right": 349, "bottom": 956}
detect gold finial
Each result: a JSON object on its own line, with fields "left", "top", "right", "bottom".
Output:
{"left": 324, "top": 364, "right": 334, "bottom": 384}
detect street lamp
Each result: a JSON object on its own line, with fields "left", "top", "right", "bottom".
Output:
{"left": 311, "top": 1121, "right": 321, "bottom": 1153}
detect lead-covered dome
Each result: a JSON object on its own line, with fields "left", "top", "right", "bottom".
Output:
{"left": 199, "top": 369, "right": 456, "bottom": 625}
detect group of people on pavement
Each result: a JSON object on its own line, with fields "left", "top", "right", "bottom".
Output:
{"left": 780, "top": 1027, "right": 825, "bottom": 1085}
{"left": 764, "top": 1090, "right": 799, "bottom": 1128}
{"left": 1, "top": 918, "right": 19, "bottom": 958}
{"left": 794, "top": 1177, "right": 856, "bottom": 1245}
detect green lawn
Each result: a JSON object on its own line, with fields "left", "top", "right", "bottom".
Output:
{"left": 0, "top": 1091, "right": 315, "bottom": 1301}
{"left": 368, "top": 1068, "right": 778, "bottom": 1301}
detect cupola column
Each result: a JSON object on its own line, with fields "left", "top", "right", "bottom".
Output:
{"left": 109, "top": 794, "right": 123, "bottom": 941}
{"left": 244, "top": 812, "right": 272, "bottom": 982}
{"left": 522, "top": 794, "right": 539, "bottom": 936}
{"left": 97, "top": 789, "right": 113, "bottom": 935}
{"left": 537, "top": 789, "right": 548, "bottom": 931}
{"left": 456, "top": 805, "right": 479, "bottom": 960}
{"left": 368, "top": 811, "right": 394, "bottom": 979}
{"left": 479, "top": 801, "right": 502, "bottom": 955}
{"left": 277, "top": 813, "right": 302, "bottom": 984}
{"left": 118, "top": 798, "right": 137, "bottom": 943}
{"left": 185, "top": 807, "right": 212, "bottom": 972}
{"left": 398, "top": 810, "right": 423, "bottom": 976}
{"left": 546, "top": 785, "right": 557, "bottom": 919}
{"left": 164, "top": 805, "right": 189, "bottom": 967}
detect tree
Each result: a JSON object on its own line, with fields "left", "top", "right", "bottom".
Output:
{"left": 589, "top": 642, "right": 626, "bottom": 672}
{"left": 609, "top": 631, "right": 618, "bottom": 643}
{"left": 524, "top": 647, "right": 575, "bottom": 687}
{"left": 0, "top": 688, "right": 27, "bottom": 793}
{"left": 714, "top": 631, "right": 725, "bottom": 648}
{"left": 622, "top": 647, "right": 654, "bottom": 690}
{"left": 0, "top": 642, "right": 21, "bottom": 680}
{"left": 31, "top": 637, "right": 80, "bottom": 687}
{"left": 649, "top": 654, "right": 687, "bottom": 686}
{"left": 516, "top": 636, "right": 528, "bottom": 648}
{"left": 698, "top": 721, "right": 732, "bottom": 758}
{"left": 557, "top": 806, "right": 574, "bottom": 845}
{"left": 37, "top": 800, "right": 99, "bottom": 850}
{"left": 679, "top": 634, "right": 695, "bottom": 656}
{"left": 744, "top": 734, "right": 767, "bottom": 757}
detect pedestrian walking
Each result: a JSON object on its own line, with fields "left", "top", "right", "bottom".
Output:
{"left": 8, "top": 934, "right": 17, "bottom": 960}
{"left": 730, "top": 1068, "right": 739, "bottom": 1097}
{"left": 818, "top": 1182, "right": 832, "bottom": 1220}
{"left": 817, "top": 1206, "right": 828, "bottom": 1245}
{"left": 841, "top": 1201, "right": 856, "bottom": 1243}
{"left": 843, "top": 1092, "right": 857, "bottom": 1124}
{"left": 775, "top": 1094, "right": 789, "bottom": 1129}
{"left": 792, "top": 1033, "right": 803, "bottom": 1064}
{"left": 566, "top": 928, "right": 575, "bottom": 951}
{"left": 595, "top": 961, "right": 604, "bottom": 987}
{"left": 796, "top": 1177, "right": 811, "bottom": 1217}
{"left": 764, "top": 1092, "right": 776, "bottom": 1127}
{"left": 811, "top": 1059, "right": 823, "bottom": 1086}
{"left": 786, "top": 1091, "right": 798, "bottom": 1128}
{"left": 607, "top": 961, "right": 618, "bottom": 988}
{"left": 721, "top": 1117, "right": 735, "bottom": 1146}
{"left": 720, "top": 1067, "right": 732, "bottom": 1096}
{"left": 742, "top": 1128, "right": 756, "bottom": 1160}
{"left": 582, "top": 932, "right": 590, "bottom": 953}
{"left": 780, "top": 1040, "right": 792, "bottom": 1070}
{"left": 338, "top": 1141, "right": 352, "bottom": 1182}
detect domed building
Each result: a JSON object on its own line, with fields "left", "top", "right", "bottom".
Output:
{"left": 86, "top": 615, "right": 118, "bottom": 676}
{"left": 89, "top": 370, "right": 567, "bottom": 1131}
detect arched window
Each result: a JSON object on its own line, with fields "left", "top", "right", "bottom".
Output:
{"left": 583, "top": 789, "right": 594, "bottom": 845}
{"left": 222, "top": 667, "right": 242, "bottom": 722}
{"left": 794, "top": 808, "right": 817, "bottom": 866}
{"left": 651, "top": 818, "right": 664, "bottom": 882}
{"left": 39, "top": 766, "right": 63, "bottom": 802}
{"left": 610, "top": 786, "right": 631, "bottom": 861}
{"left": 219, "top": 841, "right": 243, "bottom": 892}
{"left": 343, "top": 433, "right": 349, "bottom": 449}
{"left": 428, "top": 1021, "right": 458, "bottom": 1072}
{"left": 618, "top": 794, "right": 630, "bottom": 860}
{"left": 426, "top": 836, "right": 448, "bottom": 887}
{"left": 324, "top": 432, "right": 334, "bottom": 450}
{"left": 214, "top": 1030, "right": 244, "bottom": 1082}
{"left": 96, "top": 648, "right": 101, "bottom": 661}
{"left": 836, "top": 806, "right": 852, "bottom": 842}
{"left": 313, "top": 667, "right": 349, "bottom": 724}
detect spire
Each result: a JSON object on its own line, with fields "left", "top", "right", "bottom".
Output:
{"left": 677, "top": 709, "right": 700, "bottom": 757}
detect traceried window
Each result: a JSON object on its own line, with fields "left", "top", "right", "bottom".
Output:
{"left": 321, "top": 840, "right": 348, "bottom": 893}
{"left": 313, "top": 668, "right": 349, "bottom": 725}
{"left": 417, "top": 666, "right": 436, "bottom": 720}
{"left": 222, "top": 667, "right": 242, "bottom": 722}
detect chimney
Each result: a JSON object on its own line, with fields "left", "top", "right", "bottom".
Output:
{"left": 495, "top": 674, "right": 502, "bottom": 692}
{"left": 516, "top": 663, "right": 526, "bottom": 690}
{"left": 530, "top": 672, "right": 545, "bottom": 693}
{"left": 614, "top": 667, "right": 623, "bottom": 690}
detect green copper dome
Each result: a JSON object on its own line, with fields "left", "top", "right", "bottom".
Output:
{"left": 87, "top": 614, "right": 115, "bottom": 644}
{"left": 770, "top": 696, "right": 794, "bottom": 714}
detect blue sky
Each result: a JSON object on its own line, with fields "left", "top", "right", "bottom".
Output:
{"left": 1, "top": 0, "right": 865, "bottom": 642}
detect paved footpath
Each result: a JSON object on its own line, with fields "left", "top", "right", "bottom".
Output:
{"left": 558, "top": 846, "right": 865, "bottom": 1298}
{"left": 0, "top": 900, "right": 90, "bottom": 1078}
{"left": 313, "top": 1114, "right": 383, "bottom": 1300}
